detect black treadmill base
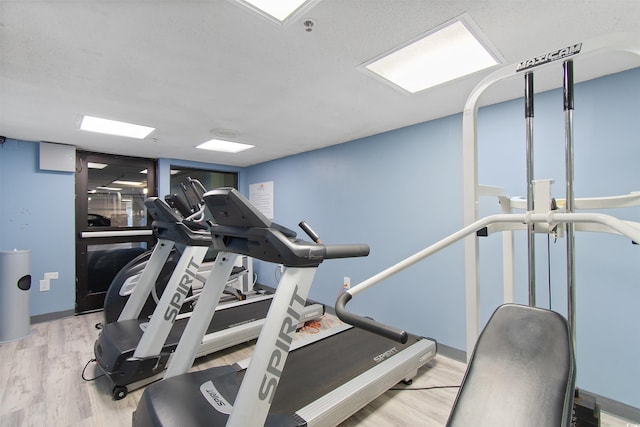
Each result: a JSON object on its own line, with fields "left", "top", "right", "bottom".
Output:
{"left": 94, "top": 296, "right": 324, "bottom": 392}
{"left": 134, "top": 367, "right": 304, "bottom": 427}
{"left": 133, "top": 327, "right": 429, "bottom": 427}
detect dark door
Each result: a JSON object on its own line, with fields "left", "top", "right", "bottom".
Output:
{"left": 75, "top": 152, "right": 157, "bottom": 313}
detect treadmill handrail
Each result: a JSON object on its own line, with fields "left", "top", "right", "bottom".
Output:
{"left": 204, "top": 188, "right": 370, "bottom": 266}
{"left": 335, "top": 292, "right": 408, "bottom": 344}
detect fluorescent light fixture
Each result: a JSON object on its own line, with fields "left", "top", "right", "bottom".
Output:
{"left": 112, "top": 180, "right": 145, "bottom": 186}
{"left": 364, "top": 16, "right": 502, "bottom": 94}
{"left": 233, "top": 0, "right": 319, "bottom": 24}
{"left": 88, "top": 162, "right": 108, "bottom": 169}
{"left": 80, "top": 115, "right": 155, "bottom": 139}
{"left": 96, "top": 186, "right": 122, "bottom": 191}
{"left": 196, "top": 139, "right": 254, "bottom": 153}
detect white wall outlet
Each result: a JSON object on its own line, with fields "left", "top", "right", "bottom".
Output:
{"left": 40, "top": 279, "right": 50, "bottom": 291}
{"left": 44, "top": 272, "right": 59, "bottom": 280}
{"left": 343, "top": 277, "right": 350, "bottom": 289}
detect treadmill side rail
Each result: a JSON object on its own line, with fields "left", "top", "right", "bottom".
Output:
{"left": 296, "top": 338, "right": 436, "bottom": 426}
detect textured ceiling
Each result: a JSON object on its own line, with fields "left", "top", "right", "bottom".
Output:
{"left": 1, "top": 1, "right": 639, "bottom": 167}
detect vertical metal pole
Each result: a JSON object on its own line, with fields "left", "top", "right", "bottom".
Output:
{"left": 563, "top": 60, "right": 577, "bottom": 349}
{"left": 525, "top": 72, "right": 536, "bottom": 306}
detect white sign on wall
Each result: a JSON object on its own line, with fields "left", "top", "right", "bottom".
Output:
{"left": 249, "top": 181, "right": 274, "bottom": 219}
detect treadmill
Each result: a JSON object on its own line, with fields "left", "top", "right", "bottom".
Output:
{"left": 102, "top": 180, "right": 256, "bottom": 325}
{"left": 94, "top": 195, "right": 324, "bottom": 400}
{"left": 133, "top": 187, "right": 437, "bottom": 426}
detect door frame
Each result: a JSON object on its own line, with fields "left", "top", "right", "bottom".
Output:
{"left": 75, "top": 151, "right": 157, "bottom": 313}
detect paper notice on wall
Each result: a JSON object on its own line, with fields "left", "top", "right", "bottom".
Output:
{"left": 249, "top": 181, "right": 274, "bottom": 219}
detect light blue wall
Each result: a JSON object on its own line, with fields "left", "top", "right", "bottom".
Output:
{"left": 246, "top": 114, "right": 466, "bottom": 348}
{"left": 0, "top": 144, "right": 244, "bottom": 317}
{"left": 0, "top": 139, "right": 76, "bottom": 316}
{"left": 245, "top": 67, "right": 640, "bottom": 409}
{"left": 1, "top": 67, "right": 638, "bottom": 409}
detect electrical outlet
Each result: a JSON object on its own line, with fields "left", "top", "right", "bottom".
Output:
{"left": 40, "top": 279, "right": 50, "bottom": 292}
{"left": 343, "top": 277, "right": 350, "bottom": 289}
{"left": 278, "top": 264, "right": 285, "bottom": 273}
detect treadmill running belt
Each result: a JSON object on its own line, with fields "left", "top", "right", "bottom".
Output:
{"left": 269, "top": 326, "right": 418, "bottom": 415}
{"left": 95, "top": 298, "right": 273, "bottom": 373}
{"left": 134, "top": 327, "right": 424, "bottom": 426}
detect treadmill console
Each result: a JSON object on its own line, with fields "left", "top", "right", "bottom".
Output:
{"left": 145, "top": 198, "right": 211, "bottom": 247}
{"left": 203, "top": 188, "right": 369, "bottom": 267}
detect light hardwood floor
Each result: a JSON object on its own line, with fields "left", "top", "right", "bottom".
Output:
{"left": 0, "top": 311, "right": 634, "bottom": 427}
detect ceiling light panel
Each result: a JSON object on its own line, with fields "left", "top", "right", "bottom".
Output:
{"left": 112, "top": 180, "right": 145, "bottom": 186}
{"left": 232, "top": 0, "right": 321, "bottom": 25}
{"left": 80, "top": 115, "right": 155, "bottom": 139}
{"left": 196, "top": 139, "right": 255, "bottom": 153}
{"left": 96, "top": 186, "right": 122, "bottom": 191}
{"left": 87, "top": 162, "right": 108, "bottom": 169}
{"left": 363, "top": 16, "right": 503, "bottom": 94}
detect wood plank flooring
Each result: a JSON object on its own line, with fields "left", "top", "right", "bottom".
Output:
{"left": 0, "top": 311, "right": 634, "bottom": 426}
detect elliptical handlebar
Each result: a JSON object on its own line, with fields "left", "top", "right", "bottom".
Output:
{"left": 335, "top": 291, "right": 408, "bottom": 344}
{"left": 182, "top": 178, "right": 208, "bottom": 222}
{"left": 187, "top": 177, "right": 208, "bottom": 201}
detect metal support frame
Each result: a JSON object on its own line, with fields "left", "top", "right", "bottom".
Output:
{"left": 347, "top": 212, "right": 640, "bottom": 300}
{"left": 462, "top": 33, "right": 640, "bottom": 358}
{"left": 563, "top": 60, "right": 577, "bottom": 348}
{"left": 483, "top": 188, "right": 640, "bottom": 283}
{"left": 525, "top": 71, "right": 536, "bottom": 306}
